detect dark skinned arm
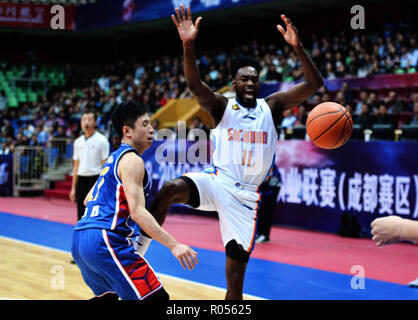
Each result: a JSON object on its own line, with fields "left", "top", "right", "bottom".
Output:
{"left": 266, "top": 15, "right": 323, "bottom": 122}
{"left": 172, "top": 5, "right": 227, "bottom": 125}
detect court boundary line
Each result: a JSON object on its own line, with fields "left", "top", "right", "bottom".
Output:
{"left": 0, "top": 235, "right": 265, "bottom": 300}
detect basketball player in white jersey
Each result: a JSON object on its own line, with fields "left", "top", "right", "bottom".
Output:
{"left": 136, "top": 5, "right": 323, "bottom": 300}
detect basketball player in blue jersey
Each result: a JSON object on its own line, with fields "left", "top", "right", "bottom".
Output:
{"left": 135, "top": 6, "right": 323, "bottom": 300}
{"left": 71, "top": 102, "right": 198, "bottom": 300}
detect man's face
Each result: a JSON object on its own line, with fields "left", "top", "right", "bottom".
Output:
{"left": 233, "top": 66, "right": 260, "bottom": 107}
{"left": 81, "top": 113, "right": 96, "bottom": 132}
{"left": 125, "top": 113, "right": 154, "bottom": 151}
{"left": 191, "top": 119, "right": 200, "bottom": 128}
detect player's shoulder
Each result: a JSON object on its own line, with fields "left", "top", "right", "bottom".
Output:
{"left": 117, "top": 151, "right": 144, "bottom": 181}
{"left": 118, "top": 150, "right": 143, "bottom": 168}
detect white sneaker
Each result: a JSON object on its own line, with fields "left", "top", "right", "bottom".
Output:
{"left": 255, "top": 234, "right": 270, "bottom": 244}
{"left": 408, "top": 278, "right": 418, "bottom": 287}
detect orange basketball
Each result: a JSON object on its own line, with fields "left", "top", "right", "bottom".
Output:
{"left": 306, "top": 102, "right": 353, "bottom": 149}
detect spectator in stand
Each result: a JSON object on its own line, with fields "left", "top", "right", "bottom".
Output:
{"left": 355, "top": 104, "right": 373, "bottom": 130}
{"left": 324, "top": 62, "right": 336, "bottom": 80}
{"left": 280, "top": 109, "right": 297, "bottom": 129}
{"left": 29, "top": 135, "right": 41, "bottom": 147}
{"left": 1, "top": 119, "right": 14, "bottom": 140}
{"left": 265, "top": 64, "right": 281, "bottom": 81}
{"left": 386, "top": 90, "right": 404, "bottom": 114}
{"left": 0, "top": 91, "right": 7, "bottom": 112}
{"left": 409, "top": 102, "right": 418, "bottom": 125}
{"left": 408, "top": 38, "right": 418, "bottom": 69}
{"left": 354, "top": 91, "right": 369, "bottom": 115}
{"left": 0, "top": 141, "right": 11, "bottom": 155}
{"left": 187, "top": 116, "right": 211, "bottom": 141}
{"left": 367, "top": 92, "right": 380, "bottom": 113}
{"left": 345, "top": 103, "right": 354, "bottom": 118}
{"left": 294, "top": 105, "right": 307, "bottom": 126}
{"left": 407, "top": 93, "right": 418, "bottom": 112}
{"left": 334, "top": 91, "right": 346, "bottom": 106}
{"left": 374, "top": 104, "right": 394, "bottom": 126}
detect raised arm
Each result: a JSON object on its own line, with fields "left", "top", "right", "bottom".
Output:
{"left": 118, "top": 152, "right": 198, "bottom": 270}
{"left": 266, "top": 15, "right": 323, "bottom": 120}
{"left": 172, "top": 5, "right": 227, "bottom": 124}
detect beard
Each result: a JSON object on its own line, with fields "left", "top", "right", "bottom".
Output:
{"left": 236, "top": 90, "right": 257, "bottom": 108}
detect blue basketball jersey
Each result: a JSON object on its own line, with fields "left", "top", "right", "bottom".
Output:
{"left": 74, "top": 143, "right": 151, "bottom": 237}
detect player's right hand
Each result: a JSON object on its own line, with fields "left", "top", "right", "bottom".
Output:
{"left": 69, "top": 189, "right": 76, "bottom": 203}
{"left": 171, "top": 5, "right": 202, "bottom": 44}
{"left": 171, "top": 243, "right": 198, "bottom": 270}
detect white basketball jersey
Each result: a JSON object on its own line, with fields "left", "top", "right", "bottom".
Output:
{"left": 211, "top": 98, "right": 278, "bottom": 186}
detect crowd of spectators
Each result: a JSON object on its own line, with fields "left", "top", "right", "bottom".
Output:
{"left": 0, "top": 24, "right": 417, "bottom": 154}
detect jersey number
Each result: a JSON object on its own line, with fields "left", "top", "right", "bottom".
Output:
{"left": 242, "top": 150, "right": 252, "bottom": 167}
{"left": 87, "top": 166, "right": 110, "bottom": 203}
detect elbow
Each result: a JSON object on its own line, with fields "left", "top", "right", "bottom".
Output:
{"left": 317, "top": 76, "right": 324, "bottom": 89}
{"left": 307, "top": 76, "right": 324, "bottom": 95}
{"left": 313, "top": 76, "right": 324, "bottom": 92}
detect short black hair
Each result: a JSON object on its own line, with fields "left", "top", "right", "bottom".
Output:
{"left": 111, "top": 101, "right": 148, "bottom": 138}
{"left": 82, "top": 109, "right": 97, "bottom": 121}
{"left": 230, "top": 56, "right": 261, "bottom": 78}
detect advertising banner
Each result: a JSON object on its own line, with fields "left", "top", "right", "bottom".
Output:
{"left": 274, "top": 140, "right": 418, "bottom": 234}
{"left": 75, "top": 0, "right": 272, "bottom": 31}
{"left": 141, "top": 139, "right": 418, "bottom": 235}
{"left": 0, "top": 2, "right": 75, "bottom": 30}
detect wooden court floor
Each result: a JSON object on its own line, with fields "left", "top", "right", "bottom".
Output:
{"left": 0, "top": 237, "right": 258, "bottom": 300}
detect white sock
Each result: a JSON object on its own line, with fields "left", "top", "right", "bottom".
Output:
{"left": 134, "top": 234, "right": 152, "bottom": 256}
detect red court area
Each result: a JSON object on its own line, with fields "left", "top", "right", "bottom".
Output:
{"left": 1, "top": 196, "right": 417, "bottom": 285}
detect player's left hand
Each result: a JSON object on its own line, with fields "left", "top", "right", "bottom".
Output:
{"left": 371, "top": 216, "right": 404, "bottom": 246}
{"left": 277, "top": 14, "right": 300, "bottom": 47}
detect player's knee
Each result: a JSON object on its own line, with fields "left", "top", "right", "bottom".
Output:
{"left": 160, "top": 178, "right": 190, "bottom": 203}
{"left": 225, "top": 240, "right": 250, "bottom": 263}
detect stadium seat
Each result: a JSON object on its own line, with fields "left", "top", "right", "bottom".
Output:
{"left": 17, "top": 91, "right": 27, "bottom": 103}
{"left": 350, "top": 124, "right": 364, "bottom": 141}
{"left": 400, "top": 124, "right": 418, "bottom": 141}
{"left": 397, "top": 112, "right": 413, "bottom": 128}
{"left": 7, "top": 95, "right": 18, "bottom": 108}
{"left": 371, "top": 124, "right": 394, "bottom": 141}
{"left": 291, "top": 125, "right": 307, "bottom": 140}
{"left": 28, "top": 91, "right": 38, "bottom": 103}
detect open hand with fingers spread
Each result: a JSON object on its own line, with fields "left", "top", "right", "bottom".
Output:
{"left": 277, "top": 14, "right": 300, "bottom": 47}
{"left": 171, "top": 5, "right": 202, "bottom": 44}
{"left": 171, "top": 243, "right": 199, "bottom": 270}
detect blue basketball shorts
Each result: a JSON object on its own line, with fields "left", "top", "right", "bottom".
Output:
{"left": 72, "top": 228, "right": 163, "bottom": 300}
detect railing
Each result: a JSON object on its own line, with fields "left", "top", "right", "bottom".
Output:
{"left": 13, "top": 138, "right": 73, "bottom": 196}
{"left": 46, "top": 137, "right": 73, "bottom": 170}
{"left": 9, "top": 78, "right": 48, "bottom": 96}
{"left": 13, "top": 146, "right": 47, "bottom": 196}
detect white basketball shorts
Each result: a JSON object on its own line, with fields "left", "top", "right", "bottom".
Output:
{"left": 183, "top": 169, "right": 261, "bottom": 253}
